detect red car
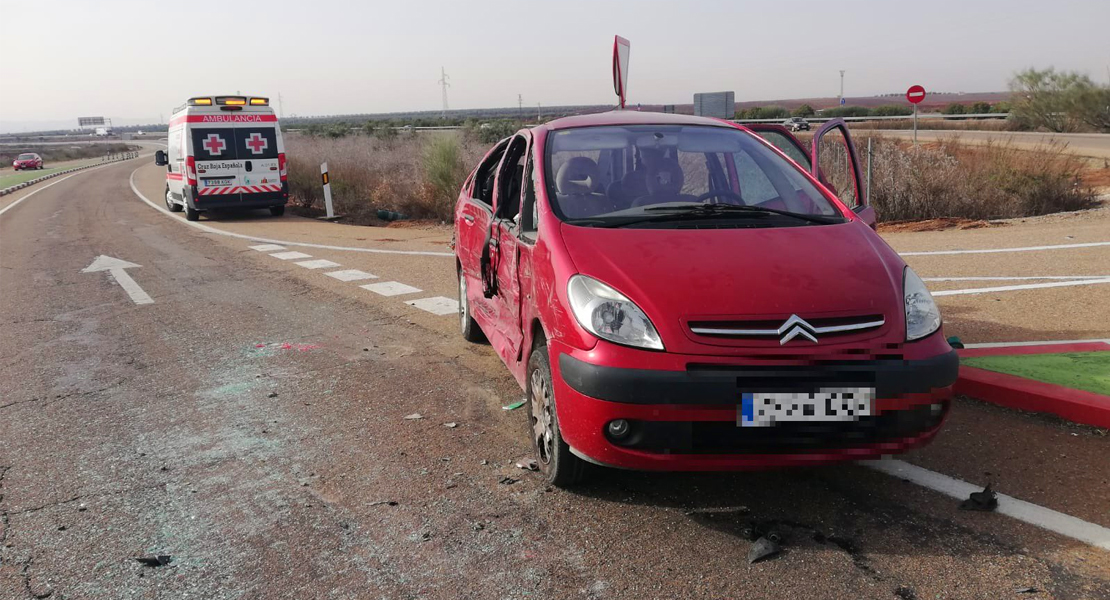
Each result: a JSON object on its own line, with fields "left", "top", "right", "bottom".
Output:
{"left": 12, "top": 153, "right": 44, "bottom": 170}
{"left": 455, "top": 111, "right": 957, "bottom": 486}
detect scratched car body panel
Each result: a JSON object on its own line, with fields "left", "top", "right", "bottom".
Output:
{"left": 454, "top": 110, "right": 958, "bottom": 486}
{"left": 155, "top": 95, "right": 288, "bottom": 220}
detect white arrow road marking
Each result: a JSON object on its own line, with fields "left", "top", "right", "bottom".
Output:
{"left": 82, "top": 255, "right": 153, "bottom": 305}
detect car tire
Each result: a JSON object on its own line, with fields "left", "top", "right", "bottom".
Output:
{"left": 458, "top": 267, "right": 485, "bottom": 343}
{"left": 527, "top": 337, "right": 588, "bottom": 488}
{"left": 269, "top": 206, "right": 285, "bottom": 217}
{"left": 165, "top": 187, "right": 182, "bottom": 212}
{"left": 185, "top": 205, "right": 200, "bottom": 221}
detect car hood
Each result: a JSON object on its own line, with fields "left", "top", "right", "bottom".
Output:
{"left": 558, "top": 220, "right": 906, "bottom": 352}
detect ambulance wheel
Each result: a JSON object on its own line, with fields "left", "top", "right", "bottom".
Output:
{"left": 165, "top": 187, "right": 182, "bottom": 212}
{"left": 527, "top": 336, "right": 588, "bottom": 488}
{"left": 270, "top": 206, "right": 285, "bottom": 217}
{"left": 185, "top": 206, "right": 200, "bottom": 221}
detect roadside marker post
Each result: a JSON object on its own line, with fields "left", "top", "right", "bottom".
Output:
{"left": 321, "top": 162, "right": 334, "bottom": 219}
{"left": 906, "top": 84, "right": 926, "bottom": 146}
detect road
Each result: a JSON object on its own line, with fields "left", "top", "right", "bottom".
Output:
{"left": 872, "top": 130, "right": 1110, "bottom": 160}
{"left": 1, "top": 159, "right": 1109, "bottom": 599}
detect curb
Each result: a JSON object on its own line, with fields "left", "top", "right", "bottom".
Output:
{"left": 954, "top": 342, "right": 1110, "bottom": 428}
{"left": 0, "top": 154, "right": 138, "bottom": 196}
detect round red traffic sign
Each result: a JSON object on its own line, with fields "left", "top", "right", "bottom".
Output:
{"left": 906, "top": 85, "right": 926, "bottom": 105}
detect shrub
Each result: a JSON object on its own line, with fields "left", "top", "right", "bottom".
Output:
{"left": 871, "top": 104, "right": 913, "bottom": 117}
{"left": 421, "top": 135, "right": 468, "bottom": 218}
{"left": 822, "top": 105, "right": 871, "bottom": 118}
{"left": 1009, "top": 67, "right": 1110, "bottom": 132}
{"left": 941, "top": 103, "right": 966, "bottom": 115}
{"left": 792, "top": 104, "right": 816, "bottom": 118}
{"left": 967, "top": 101, "right": 992, "bottom": 114}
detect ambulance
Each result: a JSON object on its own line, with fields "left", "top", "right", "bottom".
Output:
{"left": 155, "top": 95, "right": 288, "bottom": 221}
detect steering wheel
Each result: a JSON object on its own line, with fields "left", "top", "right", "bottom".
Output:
{"left": 694, "top": 190, "right": 745, "bottom": 205}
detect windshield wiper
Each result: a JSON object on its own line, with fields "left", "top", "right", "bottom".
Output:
{"left": 643, "top": 203, "right": 841, "bottom": 225}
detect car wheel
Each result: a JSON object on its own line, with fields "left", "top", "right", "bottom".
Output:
{"left": 185, "top": 205, "right": 200, "bottom": 221}
{"left": 269, "top": 205, "right": 285, "bottom": 217}
{"left": 458, "top": 267, "right": 485, "bottom": 343}
{"left": 165, "top": 187, "right": 182, "bottom": 212}
{"left": 527, "top": 337, "right": 588, "bottom": 488}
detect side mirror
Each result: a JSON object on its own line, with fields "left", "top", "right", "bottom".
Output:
{"left": 154, "top": 150, "right": 167, "bottom": 166}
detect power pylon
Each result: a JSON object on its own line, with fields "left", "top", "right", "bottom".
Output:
{"left": 438, "top": 67, "right": 451, "bottom": 118}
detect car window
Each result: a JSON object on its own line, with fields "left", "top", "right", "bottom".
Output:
{"left": 472, "top": 140, "right": 508, "bottom": 207}
{"left": 545, "top": 125, "right": 840, "bottom": 223}
{"left": 496, "top": 135, "right": 528, "bottom": 221}
{"left": 18, "top": 154, "right": 35, "bottom": 160}
{"left": 753, "top": 131, "right": 811, "bottom": 169}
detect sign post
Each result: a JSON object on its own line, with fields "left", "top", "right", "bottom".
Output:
{"left": 906, "top": 85, "right": 926, "bottom": 146}
{"left": 612, "top": 35, "right": 630, "bottom": 109}
{"left": 321, "top": 162, "right": 334, "bottom": 219}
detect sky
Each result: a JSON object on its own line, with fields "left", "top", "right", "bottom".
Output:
{"left": 1, "top": 0, "right": 1108, "bottom": 132}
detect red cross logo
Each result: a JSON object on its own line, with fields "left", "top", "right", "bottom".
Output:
{"left": 245, "top": 133, "right": 268, "bottom": 154}
{"left": 202, "top": 134, "right": 226, "bottom": 155}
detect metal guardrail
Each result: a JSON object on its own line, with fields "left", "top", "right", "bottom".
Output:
{"left": 732, "top": 113, "right": 1010, "bottom": 124}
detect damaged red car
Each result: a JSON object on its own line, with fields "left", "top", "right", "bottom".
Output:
{"left": 454, "top": 110, "right": 958, "bottom": 486}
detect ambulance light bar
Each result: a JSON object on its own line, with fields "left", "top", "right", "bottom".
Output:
{"left": 217, "top": 96, "right": 247, "bottom": 106}
{"left": 188, "top": 97, "right": 213, "bottom": 106}
{"left": 249, "top": 97, "right": 269, "bottom": 106}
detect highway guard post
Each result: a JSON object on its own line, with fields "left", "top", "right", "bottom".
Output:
{"left": 321, "top": 162, "right": 334, "bottom": 219}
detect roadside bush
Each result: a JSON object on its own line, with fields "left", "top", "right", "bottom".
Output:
{"left": 421, "top": 135, "right": 468, "bottom": 218}
{"left": 1009, "top": 67, "right": 1110, "bottom": 132}
{"left": 941, "top": 103, "right": 966, "bottom": 115}
{"left": 736, "top": 106, "right": 789, "bottom": 120}
{"left": 870, "top": 105, "right": 913, "bottom": 117}
{"left": 822, "top": 106, "right": 871, "bottom": 118}
{"left": 466, "top": 120, "right": 520, "bottom": 144}
{"left": 854, "top": 134, "right": 1097, "bottom": 221}
{"left": 967, "top": 101, "right": 992, "bottom": 114}
{"left": 791, "top": 104, "right": 815, "bottom": 118}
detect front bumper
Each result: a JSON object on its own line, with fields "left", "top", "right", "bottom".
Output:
{"left": 550, "top": 341, "right": 958, "bottom": 471}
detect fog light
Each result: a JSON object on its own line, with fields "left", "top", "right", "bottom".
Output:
{"left": 607, "top": 419, "right": 630, "bottom": 438}
{"left": 929, "top": 403, "right": 944, "bottom": 416}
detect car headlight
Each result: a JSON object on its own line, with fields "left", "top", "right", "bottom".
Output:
{"left": 904, "top": 267, "right": 941, "bottom": 341}
{"left": 567, "top": 275, "right": 663, "bottom": 350}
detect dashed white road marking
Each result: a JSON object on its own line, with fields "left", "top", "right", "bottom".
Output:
{"left": 361, "top": 281, "right": 422, "bottom": 296}
{"left": 130, "top": 168, "right": 454, "bottom": 257}
{"left": 933, "top": 277, "right": 1110, "bottom": 296}
{"left": 295, "top": 259, "right": 341, "bottom": 270}
{"left": 902, "top": 241, "right": 1110, "bottom": 256}
{"left": 270, "top": 251, "right": 313, "bottom": 260}
{"left": 864, "top": 459, "right": 1110, "bottom": 551}
{"left": 925, "top": 275, "right": 1110, "bottom": 282}
{"left": 249, "top": 244, "right": 287, "bottom": 252}
{"left": 325, "top": 269, "right": 377, "bottom": 282}
{"left": 406, "top": 296, "right": 459, "bottom": 316}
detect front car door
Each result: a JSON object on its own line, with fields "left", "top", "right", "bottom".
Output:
{"left": 457, "top": 139, "right": 508, "bottom": 332}
{"left": 488, "top": 133, "right": 531, "bottom": 367}
{"left": 811, "top": 119, "right": 874, "bottom": 227}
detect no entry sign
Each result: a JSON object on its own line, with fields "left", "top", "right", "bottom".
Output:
{"left": 906, "top": 85, "right": 926, "bottom": 104}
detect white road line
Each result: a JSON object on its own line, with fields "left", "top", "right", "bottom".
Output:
{"left": 295, "top": 259, "right": 341, "bottom": 270}
{"left": 361, "top": 281, "right": 422, "bottom": 296}
{"left": 902, "top": 241, "right": 1110, "bottom": 256}
{"left": 270, "top": 251, "right": 313, "bottom": 260}
{"left": 248, "top": 244, "right": 287, "bottom": 252}
{"left": 864, "top": 459, "right": 1110, "bottom": 551}
{"left": 325, "top": 269, "right": 377, "bottom": 282}
{"left": 933, "top": 277, "right": 1110, "bottom": 296}
{"left": 962, "top": 338, "right": 1110, "bottom": 349}
{"left": 1, "top": 161, "right": 127, "bottom": 217}
{"left": 925, "top": 275, "right": 1110, "bottom": 282}
{"left": 130, "top": 168, "right": 454, "bottom": 258}
{"left": 405, "top": 296, "right": 459, "bottom": 316}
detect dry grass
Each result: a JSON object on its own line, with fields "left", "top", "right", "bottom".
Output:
{"left": 852, "top": 133, "right": 1098, "bottom": 221}
{"left": 284, "top": 131, "right": 485, "bottom": 223}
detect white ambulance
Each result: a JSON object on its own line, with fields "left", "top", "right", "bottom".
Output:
{"left": 155, "top": 95, "right": 288, "bottom": 221}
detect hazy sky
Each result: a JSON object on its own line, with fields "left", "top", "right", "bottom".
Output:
{"left": 1, "top": 0, "right": 1107, "bottom": 131}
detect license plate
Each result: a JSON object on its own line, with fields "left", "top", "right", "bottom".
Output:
{"left": 739, "top": 388, "right": 874, "bottom": 427}
{"left": 203, "top": 178, "right": 233, "bottom": 187}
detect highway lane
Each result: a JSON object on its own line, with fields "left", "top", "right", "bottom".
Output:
{"left": 2, "top": 160, "right": 1109, "bottom": 599}
{"left": 871, "top": 130, "right": 1110, "bottom": 159}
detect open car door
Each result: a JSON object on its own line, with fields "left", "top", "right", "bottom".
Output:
{"left": 810, "top": 119, "right": 875, "bottom": 228}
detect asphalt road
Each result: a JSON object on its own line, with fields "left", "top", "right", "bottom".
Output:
{"left": 872, "top": 130, "right": 1110, "bottom": 160}
{"left": 2, "top": 160, "right": 1109, "bottom": 599}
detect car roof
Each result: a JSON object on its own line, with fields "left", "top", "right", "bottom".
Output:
{"left": 538, "top": 110, "right": 735, "bottom": 132}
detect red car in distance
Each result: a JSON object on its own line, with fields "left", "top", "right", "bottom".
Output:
{"left": 12, "top": 153, "right": 44, "bottom": 170}
{"left": 454, "top": 110, "right": 957, "bottom": 487}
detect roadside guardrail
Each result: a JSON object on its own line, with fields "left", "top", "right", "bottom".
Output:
{"left": 0, "top": 152, "right": 141, "bottom": 197}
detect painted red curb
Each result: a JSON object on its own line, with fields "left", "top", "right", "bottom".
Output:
{"left": 959, "top": 342, "right": 1110, "bottom": 358}
{"left": 954, "top": 365, "right": 1110, "bottom": 429}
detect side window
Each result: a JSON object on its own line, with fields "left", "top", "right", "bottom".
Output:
{"left": 520, "top": 157, "right": 539, "bottom": 238}
{"left": 473, "top": 141, "right": 508, "bottom": 207}
{"left": 495, "top": 135, "right": 528, "bottom": 222}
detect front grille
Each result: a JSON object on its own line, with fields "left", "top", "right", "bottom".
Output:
{"left": 688, "top": 314, "right": 885, "bottom": 344}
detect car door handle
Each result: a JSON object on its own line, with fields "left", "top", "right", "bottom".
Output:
{"left": 462, "top": 215, "right": 475, "bottom": 224}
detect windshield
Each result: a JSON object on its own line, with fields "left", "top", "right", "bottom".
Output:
{"left": 17, "top": 154, "right": 35, "bottom": 160}
{"left": 544, "top": 125, "right": 843, "bottom": 226}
